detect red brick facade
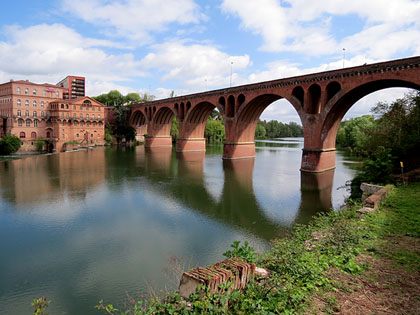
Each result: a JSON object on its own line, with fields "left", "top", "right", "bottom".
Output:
{"left": 0, "top": 78, "right": 105, "bottom": 153}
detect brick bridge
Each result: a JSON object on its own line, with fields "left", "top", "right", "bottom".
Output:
{"left": 129, "top": 56, "right": 420, "bottom": 173}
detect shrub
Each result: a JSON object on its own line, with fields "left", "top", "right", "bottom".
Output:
{"left": 0, "top": 134, "right": 21, "bottom": 155}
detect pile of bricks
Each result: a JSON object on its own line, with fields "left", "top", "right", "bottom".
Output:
{"left": 178, "top": 257, "right": 256, "bottom": 299}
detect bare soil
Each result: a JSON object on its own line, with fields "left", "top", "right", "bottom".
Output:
{"left": 309, "top": 236, "right": 420, "bottom": 315}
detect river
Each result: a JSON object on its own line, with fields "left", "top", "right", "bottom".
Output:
{"left": 0, "top": 138, "right": 358, "bottom": 314}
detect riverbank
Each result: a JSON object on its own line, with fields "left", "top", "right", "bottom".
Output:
{"left": 96, "top": 181, "right": 420, "bottom": 314}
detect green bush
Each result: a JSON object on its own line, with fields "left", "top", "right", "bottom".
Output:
{"left": 35, "top": 139, "right": 46, "bottom": 153}
{"left": 0, "top": 134, "right": 22, "bottom": 155}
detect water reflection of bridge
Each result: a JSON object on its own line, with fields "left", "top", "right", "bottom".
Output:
{"left": 117, "top": 146, "right": 335, "bottom": 240}
{"left": 0, "top": 147, "right": 335, "bottom": 241}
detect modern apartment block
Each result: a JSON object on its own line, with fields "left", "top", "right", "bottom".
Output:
{"left": 56, "top": 75, "right": 85, "bottom": 99}
{"left": 0, "top": 76, "right": 105, "bottom": 153}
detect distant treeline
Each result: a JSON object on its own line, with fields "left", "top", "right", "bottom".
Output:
{"left": 255, "top": 120, "right": 303, "bottom": 139}
{"left": 170, "top": 110, "right": 303, "bottom": 143}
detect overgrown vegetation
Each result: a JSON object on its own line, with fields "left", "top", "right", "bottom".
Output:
{"left": 0, "top": 133, "right": 21, "bottom": 155}
{"left": 336, "top": 92, "right": 420, "bottom": 196}
{"left": 95, "top": 182, "right": 419, "bottom": 314}
{"left": 35, "top": 138, "right": 46, "bottom": 152}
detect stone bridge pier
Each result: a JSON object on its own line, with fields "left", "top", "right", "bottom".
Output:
{"left": 128, "top": 56, "right": 420, "bottom": 173}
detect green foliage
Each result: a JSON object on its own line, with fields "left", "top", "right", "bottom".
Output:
{"left": 223, "top": 241, "right": 256, "bottom": 263}
{"left": 170, "top": 116, "right": 178, "bottom": 141}
{"left": 254, "top": 122, "right": 266, "bottom": 139}
{"left": 32, "top": 296, "right": 50, "bottom": 315}
{"left": 0, "top": 133, "right": 22, "bottom": 155}
{"left": 256, "top": 120, "right": 303, "bottom": 139}
{"left": 204, "top": 119, "right": 225, "bottom": 143}
{"left": 35, "top": 138, "right": 46, "bottom": 153}
{"left": 336, "top": 115, "right": 375, "bottom": 154}
{"left": 93, "top": 90, "right": 147, "bottom": 144}
{"left": 105, "top": 124, "right": 113, "bottom": 144}
{"left": 338, "top": 92, "right": 420, "bottom": 171}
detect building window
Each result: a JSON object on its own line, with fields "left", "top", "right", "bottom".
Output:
{"left": 86, "top": 121, "right": 90, "bottom": 126}
{"left": 93, "top": 121, "right": 96, "bottom": 126}
{"left": 61, "top": 104, "right": 64, "bottom": 109}
{"left": 41, "top": 111, "right": 44, "bottom": 117}
{"left": 26, "top": 120, "right": 31, "bottom": 127}
{"left": 61, "top": 113, "right": 64, "bottom": 118}
{"left": 17, "top": 110, "right": 21, "bottom": 117}
{"left": 41, "top": 101, "right": 44, "bottom": 108}
{"left": 33, "top": 111, "right": 37, "bottom": 117}
{"left": 31, "top": 132, "right": 37, "bottom": 138}
{"left": 86, "top": 114, "right": 89, "bottom": 119}
{"left": 66, "top": 104, "right": 69, "bottom": 109}
{"left": 20, "top": 131, "right": 25, "bottom": 138}
{"left": 46, "top": 131, "right": 51, "bottom": 138}
{"left": 25, "top": 110, "right": 29, "bottom": 117}
{"left": 74, "top": 121, "right": 78, "bottom": 126}
{"left": 17, "top": 87, "right": 21, "bottom": 94}
{"left": 25, "top": 100, "right": 29, "bottom": 106}
{"left": 91, "top": 134, "right": 93, "bottom": 138}
{"left": 98, "top": 114, "right": 101, "bottom": 119}
{"left": 34, "top": 120, "right": 38, "bottom": 127}
{"left": 33, "top": 89, "right": 37, "bottom": 95}
{"left": 33, "top": 100, "right": 37, "bottom": 107}
{"left": 18, "top": 119, "right": 23, "bottom": 126}
{"left": 92, "top": 114, "right": 95, "bottom": 119}
{"left": 76, "top": 133, "right": 79, "bottom": 138}
{"left": 80, "top": 106, "right": 83, "bottom": 110}
{"left": 43, "top": 90, "right": 46, "bottom": 96}
{"left": 73, "top": 113, "right": 76, "bottom": 118}
{"left": 66, "top": 113, "right": 69, "bottom": 118}
{"left": 73, "top": 105, "right": 76, "bottom": 110}
{"left": 99, "top": 122, "right": 103, "bottom": 126}
{"left": 25, "top": 88, "right": 29, "bottom": 95}
{"left": 80, "top": 113, "right": 83, "bottom": 118}
{"left": 56, "top": 91, "right": 59, "bottom": 97}
{"left": 62, "top": 121, "right": 65, "bottom": 126}
{"left": 17, "top": 99, "right": 21, "bottom": 106}
{"left": 62, "top": 134, "right": 65, "bottom": 138}
{"left": 81, "top": 121, "right": 84, "bottom": 127}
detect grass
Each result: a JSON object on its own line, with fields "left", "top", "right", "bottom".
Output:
{"left": 93, "top": 182, "right": 420, "bottom": 314}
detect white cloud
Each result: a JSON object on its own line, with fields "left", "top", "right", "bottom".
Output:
{"left": 221, "top": 0, "right": 420, "bottom": 57}
{"left": 140, "top": 41, "right": 251, "bottom": 92}
{"left": 61, "top": 0, "right": 205, "bottom": 42}
{"left": 0, "top": 23, "right": 145, "bottom": 95}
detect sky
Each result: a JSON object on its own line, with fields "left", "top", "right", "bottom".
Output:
{"left": 1, "top": 0, "right": 419, "bottom": 123}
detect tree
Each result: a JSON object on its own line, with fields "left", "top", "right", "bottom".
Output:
{"left": 93, "top": 90, "right": 139, "bottom": 143}
{"left": 255, "top": 123, "right": 266, "bottom": 139}
{"left": 124, "top": 93, "right": 141, "bottom": 104}
{"left": 0, "top": 134, "right": 21, "bottom": 155}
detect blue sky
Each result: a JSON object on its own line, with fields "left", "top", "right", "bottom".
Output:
{"left": 1, "top": 0, "right": 419, "bottom": 122}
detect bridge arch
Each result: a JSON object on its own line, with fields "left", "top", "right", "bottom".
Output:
{"left": 232, "top": 94, "right": 303, "bottom": 143}
{"left": 150, "top": 106, "right": 175, "bottom": 136}
{"left": 182, "top": 101, "right": 218, "bottom": 138}
{"left": 130, "top": 110, "right": 148, "bottom": 141}
{"left": 321, "top": 79, "right": 420, "bottom": 149}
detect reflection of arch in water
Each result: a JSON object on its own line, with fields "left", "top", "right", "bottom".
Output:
{"left": 294, "top": 170, "right": 335, "bottom": 224}
{"left": 144, "top": 146, "right": 174, "bottom": 177}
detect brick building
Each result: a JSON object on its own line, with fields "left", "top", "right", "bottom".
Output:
{"left": 0, "top": 77, "right": 105, "bottom": 153}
